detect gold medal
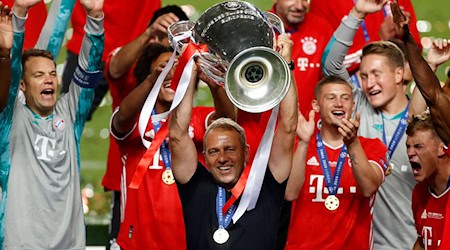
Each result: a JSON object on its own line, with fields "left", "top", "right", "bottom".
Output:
{"left": 324, "top": 195, "right": 339, "bottom": 211}
{"left": 162, "top": 169, "right": 175, "bottom": 185}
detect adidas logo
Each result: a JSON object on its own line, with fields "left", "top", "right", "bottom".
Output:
{"left": 307, "top": 157, "right": 320, "bottom": 166}
{"left": 421, "top": 209, "right": 427, "bottom": 219}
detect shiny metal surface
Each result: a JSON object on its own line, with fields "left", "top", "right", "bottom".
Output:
{"left": 265, "top": 12, "right": 285, "bottom": 34}
{"left": 194, "top": 1, "right": 274, "bottom": 61}
{"left": 168, "top": 20, "right": 196, "bottom": 52}
{"left": 225, "top": 47, "right": 290, "bottom": 113}
{"left": 190, "top": 1, "right": 290, "bottom": 112}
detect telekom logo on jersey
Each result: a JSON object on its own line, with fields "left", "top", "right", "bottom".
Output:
{"left": 308, "top": 174, "right": 357, "bottom": 202}
{"left": 34, "top": 135, "right": 57, "bottom": 161}
{"left": 422, "top": 226, "right": 441, "bottom": 249}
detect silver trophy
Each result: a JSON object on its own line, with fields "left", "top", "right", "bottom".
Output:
{"left": 169, "top": 1, "right": 290, "bottom": 113}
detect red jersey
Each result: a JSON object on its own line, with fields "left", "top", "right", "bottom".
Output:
{"left": 286, "top": 135, "right": 388, "bottom": 250}
{"left": 101, "top": 49, "right": 138, "bottom": 191}
{"left": 66, "top": 0, "right": 161, "bottom": 61}
{"left": 114, "top": 106, "right": 213, "bottom": 249}
{"left": 4, "top": 0, "right": 47, "bottom": 49}
{"left": 309, "top": 0, "right": 421, "bottom": 73}
{"left": 289, "top": 13, "right": 334, "bottom": 117}
{"left": 412, "top": 182, "right": 449, "bottom": 250}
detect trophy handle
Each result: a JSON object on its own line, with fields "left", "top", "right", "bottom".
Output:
{"left": 265, "top": 12, "right": 285, "bottom": 34}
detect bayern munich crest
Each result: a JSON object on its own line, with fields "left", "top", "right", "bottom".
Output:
{"left": 301, "top": 37, "right": 317, "bottom": 55}
{"left": 54, "top": 118, "right": 65, "bottom": 130}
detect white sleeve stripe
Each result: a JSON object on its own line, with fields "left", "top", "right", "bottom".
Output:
{"left": 110, "top": 108, "right": 136, "bottom": 141}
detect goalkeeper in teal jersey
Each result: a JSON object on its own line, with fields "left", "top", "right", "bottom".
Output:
{"left": 0, "top": 0, "right": 104, "bottom": 248}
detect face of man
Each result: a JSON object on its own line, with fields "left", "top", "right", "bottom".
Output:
{"left": 312, "top": 83, "right": 354, "bottom": 128}
{"left": 152, "top": 52, "right": 176, "bottom": 106}
{"left": 20, "top": 56, "right": 58, "bottom": 117}
{"left": 204, "top": 128, "right": 249, "bottom": 190}
{"left": 406, "top": 130, "right": 444, "bottom": 182}
{"left": 274, "top": 0, "right": 309, "bottom": 27}
{"left": 359, "top": 54, "right": 404, "bottom": 110}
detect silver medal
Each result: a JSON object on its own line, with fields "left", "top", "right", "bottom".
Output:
{"left": 213, "top": 228, "right": 230, "bottom": 244}
{"left": 324, "top": 195, "right": 340, "bottom": 211}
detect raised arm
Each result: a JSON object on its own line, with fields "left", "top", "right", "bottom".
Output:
{"left": 3, "top": 0, "right": 41, "bottom": 109}
{"left": 285, "top": 110, "right": 315, "bottom": 201}
{"left": 168, "top": 64, "right": 199, "bottom": 184}
{"left": 66, "top": 0, "right": 104, "bottom": 137}
{"left": 197, "top": 62, "right": 236, "bottom": 123}
{"left": 322, "top": 0, "right": 387, "bottom": 80}
{"left": 108, "top": 13, "right": 179, "bottom": 79}
{"left": 111, "top": 60, "right": 169, "bottom": 137}
{"left": 35, "top": 0, "right": 76, "bottom": 57}
{"left": 0, "top": 4, "right": 13, "bottom": 112}
{"left": 340, "top": 113, "right": 383, "bottom": 197}
{"left": 268, "top": 34, "right": 298, "bottom": 183}
{"left": 391, "top": 0, "right": 450, "bottom": 144}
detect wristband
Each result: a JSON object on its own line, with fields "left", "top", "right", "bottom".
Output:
{"left": 73, "top": 65, "right": 101, "bottom": 88}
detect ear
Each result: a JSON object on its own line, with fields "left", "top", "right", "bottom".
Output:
{"left": 19, "top": 79, "right": 26, "bottom": 92}
{"left": 395, "top": 67, "right": 404, "bottom": 85}
{"left": 437, "top": 141, "right": 446, "bottom": 157}
{"left": 312, "top": 99, "right": 320, "bottom": 113}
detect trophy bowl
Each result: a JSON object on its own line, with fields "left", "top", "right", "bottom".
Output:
{"left": 192, "top": 1, "right": 290, "bottom": 113}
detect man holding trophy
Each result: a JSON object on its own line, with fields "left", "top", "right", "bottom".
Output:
{"left": 168, "top": 1, "right": 298, "bottom": 248}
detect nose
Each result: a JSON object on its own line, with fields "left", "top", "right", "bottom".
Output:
{"left": 43, "top": 74, "right": 54, "bottom": 84}
{"left": 334, "top": 98, "right": 344, "bottom": 108}
{"left": 366, "top": 74, "right": 376, "bottom": 88}
{"left": 406, "top": 147, "right": 416, "bottom": 159}
{"left": 218, "top": 150, "right": 228, "bottom": 164}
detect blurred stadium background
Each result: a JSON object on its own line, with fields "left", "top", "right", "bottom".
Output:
{"left": 45, "top": 0, "right": 449, "bottom": 245}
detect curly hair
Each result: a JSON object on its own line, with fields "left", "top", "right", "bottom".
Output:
{"left": 133, "top": 44, "right": 172, "bottom": 85}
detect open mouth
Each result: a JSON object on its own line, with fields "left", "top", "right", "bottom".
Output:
{"left": 163, "top": 81, "right": 171, "bottom": 89}
{"left": 332, "top": 110, "right": 345, "bottom": 119}
{"left": 369, "top": 90, "right": 381, "bottom": 96}
{"left": 218, "top": 165, "right": 232, "bottom": 172}
{"left": 41, "top": 89, "right": 55, "bottom": 97}
{"left": 410, "top": 161, "right": 421, "bottom": 175}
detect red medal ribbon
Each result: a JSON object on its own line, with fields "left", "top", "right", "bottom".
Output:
{"left": 222, "top": 111, "right": 271, "bottom": 213}
{"left": 129, "top": 119, "right": 169, "bottom": 189}
{"left": 130, "top": 42, "right": 208, "bottom": 189}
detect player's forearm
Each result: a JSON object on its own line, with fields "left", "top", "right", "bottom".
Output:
{"left": 322, "top": 12, "right": 361, "bottom": 80}
{"left": 109, "top": 32, "right": 151, "bottom": 79}
{"left": 168, "top": 68, "right": 197, "bottom": 141}
{"left": 77, "top": 14, "right": 104, "bottom": 72}
{"left": 285, "top": 141, "right": 308, "bottom": 201}
{"left": 269, "top": 78, "right": 297, "bottom": 182}
{"left": 113, "top": 77, "right": 156, "bottom": 135}
{"left": 404, "top": 34, "right": 442, "bottom": 105}
{"left": 8, "top": 13, "right": 26, "bottom": 106}
{"left": 347, "top": 140, "right": 382, "bottom": 197}
{"left": 208, "top": 84, "right": 236, "bottom": 122}
{"left": 168, "top": 73, "right": 198, "bottom": 184}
